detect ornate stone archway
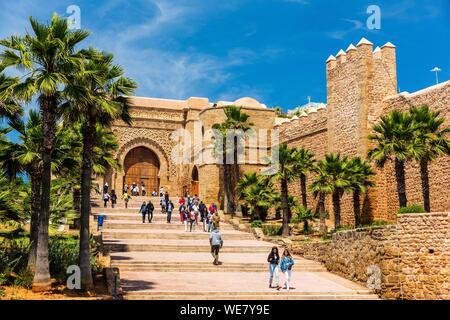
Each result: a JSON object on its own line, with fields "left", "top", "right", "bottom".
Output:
{"left": 113, "top": 137, "right": 172, "bottom": 193}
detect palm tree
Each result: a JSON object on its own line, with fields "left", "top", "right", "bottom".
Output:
{"left": 222, "top": 106, "right": 253, "bottom": 214}
{"left": 270, "top": 143, "right": 298, "bottom": 236}
{"left": 311, "top": 153, "right": 352, "bottom": 230}
{"left": 293, "top": 148, "right": 315, "bottom": 209}
{"left": 368, "top": 110, "right": 422, "bottom": 209}
{"left": 310, "top": 165, "right": 328, "bottom": 234}
{"left": 0, "top": 14, "right": 90, "bottom": 291}
{"left": 238, "top": 172, "right": 274, "bottom": 221}
{"left": 212, "top": 123, "right": 234, "bottom": 214}
{"left": 410, "top": 105, "right": 450, "bottom": 212}
{"left": 291, "top": 206, "right": 317, "bottom": 233}
{"left": 347, "top": 157, "right": 375, "bottom": 226}
{"left": 0, "top": 110, "right": 80, "bottom": 272}
{"left": 63, "top": 49, "right": 136, "bottom": 290}
{"left": 0, "top": 111, "right": 43, "bottom": 272}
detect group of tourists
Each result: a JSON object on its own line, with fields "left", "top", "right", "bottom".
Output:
{"left": 123, "top": 182, "right": 147, "bottom": 197}
{"left": 267, "top": 247, "right": 295, "bottom": 291}
{"left": 177, "top": 194, "right": 219, "bottom": 233}
{"left": 101, "top": 183, "right": 118, "bottom": 208}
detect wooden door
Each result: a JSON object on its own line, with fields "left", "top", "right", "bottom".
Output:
{"left": 124, "top": 147, "right": 160, "bottom": 194}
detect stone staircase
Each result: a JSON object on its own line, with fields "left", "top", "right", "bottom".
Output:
{"left": 93, "top": 196, "right": 379, "bottom": 300}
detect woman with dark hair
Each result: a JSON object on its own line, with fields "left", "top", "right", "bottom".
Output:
{"left": 280, "top": 249, "right": 295, "bottom": 291}
{"left": 267, "top": 247, "right": 280, "bottom": 289}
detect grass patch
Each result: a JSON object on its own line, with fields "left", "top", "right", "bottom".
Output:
{"left": 250, "top": 220, "right": 263, "bottom": 228}
{"left": 398, "top": 204, "right": 426, "bottom": 214}
{"left": 262, "top": 224, "right": 282, "bottom": 236}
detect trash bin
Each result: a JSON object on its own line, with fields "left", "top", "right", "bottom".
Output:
{"left": 97, "top": 215, "right": 105, "bottom": 231}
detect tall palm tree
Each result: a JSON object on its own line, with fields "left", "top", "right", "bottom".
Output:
{"left": 410, "top": 105, "right": 450, "bottom": 212}
{"left": 63, "top": 49, "right": 136, "bottom": 290}
{"left": 347, "top": 157, "right": 375, "bottom": 226}
{"left": 293, "top": 148, "right": 315, "bottom": 209}
{"left": 0, "top": 111, "right": 42, "bottom": 272}
{"left": 212, "top": 123, "right": 234, "bottom": 214}
{"left": 0, "top": 110, "right": 80, "bottom": 272}
{"left": 368, "top": 110, "right": 422, "bottom": 209}
{"left": 310, "top": 153, "right": 352, "bottom": 230}
{"left": 0, "top": 14, "right": 90, "bottom": 291}
{"left": 270, "top": 143, "right": 298, "bottom": 236}
{"left": 222, "top": 106, "right": 253, "bottom": 214}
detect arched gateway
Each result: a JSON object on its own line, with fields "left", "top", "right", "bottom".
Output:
{"left": 123, "top": 147, "right": 160, "bottom": 193}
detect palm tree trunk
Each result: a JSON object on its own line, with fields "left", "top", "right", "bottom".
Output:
{"left": 419, "top": 159, "right": 431, "bottom": 212}
{"left": 33, "top": 95, "right": 56, "bottom": 292}
{"left": 394, "top": 158, "right": 408, "bottom": 208}
{"left": 28, "top": 170, "right": 42, "bottom": 273}
{"left": 332, "top": 190, "right": 341, "bottom": 230}
{"left": 300, "top": 173, "right": 307, "bottom": 208}
{"left": 79, "top": 118, "right": 95, "bottom": 291}
{"left": 281, "top": 178, "right": 290, "bottom": 236}
{"left": 233, "top": 136, "right": 241, "bottom": 214}
{"left": 318, "top": 192, "right": 326, "bottom": 234}
{"left": 222, "top": 144, "right": 234, "bottom": 214}
{"left": 353, "top": 190, "right": 360, "bottom": 227}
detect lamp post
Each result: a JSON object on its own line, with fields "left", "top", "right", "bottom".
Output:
{"left": 431, "top": 67, "right": 442, "bottom": 85}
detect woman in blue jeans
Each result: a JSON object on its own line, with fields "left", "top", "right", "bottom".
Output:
{"left": 267, "top": 247, "right": 280, "bottom": 289}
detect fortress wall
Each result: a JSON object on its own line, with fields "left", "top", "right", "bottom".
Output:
{"left": 278, "top": 108, "right": 329, "bottom": 211}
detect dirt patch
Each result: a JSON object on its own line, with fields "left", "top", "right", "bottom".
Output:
{"left": 0, "top": 274, "right": 112, "bottom": 300}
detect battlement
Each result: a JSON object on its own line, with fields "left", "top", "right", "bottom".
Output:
{"left": 275, "top": 104, "right": 328, "bottom": 143}
{"left": 326, "top": 38, "right": 396, "bottom": 73}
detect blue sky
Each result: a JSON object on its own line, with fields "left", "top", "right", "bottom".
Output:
{"left": 0, "top": 0, "right": 449, "bottom": 111}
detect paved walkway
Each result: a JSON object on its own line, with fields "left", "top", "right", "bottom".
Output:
{"left": 94, "top": 196, "right": 378, "bottom": 300}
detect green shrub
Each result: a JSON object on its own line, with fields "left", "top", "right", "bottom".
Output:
{"left": 251, "top": 220, "right": 263, "bottom": 228}
{"left": 262, "top": 224, "right": 282, "bottom": 236}
{"left": 398, "top": 204, "right": 426, "bottom": 214}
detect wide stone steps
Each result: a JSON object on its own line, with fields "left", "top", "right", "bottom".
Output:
{"left": 123, "top": 291, "right": 379, "bottom": 300}
{"left": 102, "top": 230, "right": 254, "bottom": 240}
{"left": 94, "top": 213, "right": 185, "bottom": 221}
{"left": 103, "top": 221, "right": 234, "bottom": 230}
{"left": 105, "top": 243, "right": 271, "bottom": 253}
{"left": 111, "top": 261, "right": 326, "bottom": 272}
{"left": 95, "top": 197, "right": 379, "bottom": 300}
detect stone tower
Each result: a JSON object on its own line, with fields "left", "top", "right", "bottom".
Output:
{"left": 326, "top": 38, "right": 398, "bottom": 158}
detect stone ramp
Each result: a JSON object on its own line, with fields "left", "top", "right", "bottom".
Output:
{"left": 98, "top": 201, "right": 379, "bottom": 300}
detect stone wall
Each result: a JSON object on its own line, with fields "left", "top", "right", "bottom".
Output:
{"left": 293, "top": 213, "right": 449, "bottom": 300}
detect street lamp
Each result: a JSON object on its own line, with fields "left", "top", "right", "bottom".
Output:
{"left": 430, "top": 67, "right": 442, "bottom": 85}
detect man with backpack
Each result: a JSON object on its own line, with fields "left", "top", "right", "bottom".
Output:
{"left": 209, "top": 227, "right": 223, "bottom": 265}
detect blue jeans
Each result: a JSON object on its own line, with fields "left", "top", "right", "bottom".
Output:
{"left": 269, "top": 264, "right": 279, "bottom": 287}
